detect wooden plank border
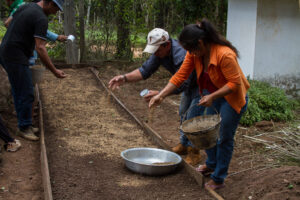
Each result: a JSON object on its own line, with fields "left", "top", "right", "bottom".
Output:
{"left": 90, "top": 67, "right": 204, "bottom": 187}
{"left": 36, "top": 84, "right": 53, "bottom": 200}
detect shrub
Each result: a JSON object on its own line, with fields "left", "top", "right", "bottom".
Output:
{"left": 240, "top": 79, "right": 298, "bottom": 126}
{"left": 0, "top": 21, "right": 7, "bottom": 39}
{"left": 47, "top": 17, "right": 66, "bottom": 60}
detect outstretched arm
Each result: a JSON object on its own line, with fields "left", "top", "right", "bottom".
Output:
{"left": 35, "top": 37, "right": 66, "bottom": 78}
{"left": 46, "top": 30, "right": 67, "bottom": 42}
{"left": 108, "top": 69, "right": 143, "bottom": 90}
{"left": 149, "top": 82, "right": 178, "bottom": 108}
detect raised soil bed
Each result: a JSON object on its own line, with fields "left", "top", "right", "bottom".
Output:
{"left": 39, "top": 67, "right": 211, "bottom": 199}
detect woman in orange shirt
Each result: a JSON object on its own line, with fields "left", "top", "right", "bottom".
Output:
{"left": 149, "top": 19, "right": 250, "bottom": 190}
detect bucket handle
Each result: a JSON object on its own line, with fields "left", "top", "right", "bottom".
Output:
{"left": 181, "top": 103, "right": 219, "bottom": 125}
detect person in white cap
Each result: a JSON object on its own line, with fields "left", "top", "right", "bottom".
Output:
{"left": 108, "top": 28, "right": 203, "bottom": 165}
{"left": 0, "top": 0, "right": 66, "bottom": 141}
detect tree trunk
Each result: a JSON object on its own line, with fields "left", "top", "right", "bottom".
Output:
{"left": 215, "top": 0, "right": 219, "bottom": 23}
{"left": 0, "top": 0, "right": 4, "bottom": 19}
{"left": 115, "top": 0, "right": 132, "bottom": 60}
{"left": 93, "top": 12, "right": 96, "bottom": 25}
{"left": 79, "top": 0, "right": 85, "bottom": 62}
{"left": 58, "top": 11, "right": 62, "bottom": 24}
{"left": 64, "top": 0, "right": 78, "bottom": 64}
{"left": 86, "top": 0, "right": 91, "bottom": 26}
{"left": 154, "top": 0, "right": 164, "bottom": 28}
{"left": 218, "top": 0, "right": 228, "bottom": 35}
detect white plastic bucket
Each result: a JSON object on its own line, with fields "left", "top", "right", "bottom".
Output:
{"left": 30, "top": 65, "right": 45, "bottom": 85}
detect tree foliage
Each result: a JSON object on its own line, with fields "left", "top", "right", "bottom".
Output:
{"left": 0, "top": 0, "right": 228, "bottom": 61}
{"left": 74, "top": 0, "right": 228, "bottom": 61}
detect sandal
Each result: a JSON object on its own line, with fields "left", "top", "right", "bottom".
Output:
{"left": 196, "top": 164, "right": 214, "bottom": 176}
{"left": 205, "top": 181, "right": 225, "bottom": 190}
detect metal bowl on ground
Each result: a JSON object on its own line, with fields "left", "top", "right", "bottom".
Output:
{"left": 121, "top": 147, "right": 182, "bottom": 176}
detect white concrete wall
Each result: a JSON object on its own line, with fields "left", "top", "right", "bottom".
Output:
{"left": 227, "top": 0, "right": 258, "bottom": 78}
{"left": 227, "top": 0, "right": 300, "bottom": 96}
{"left": 254, "top": 0, "right": 300, "bottom": 80}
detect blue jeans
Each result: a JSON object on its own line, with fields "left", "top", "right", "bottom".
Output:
{"left": 205, "top": 95, "right": 248, "bottom": 184}
{"left": 179, "top": 87, "right": 205, "bottom": 147}
{"left": 29, "top": 50, "right": 38, "bottom": 66}
{"left": 0, "top": 59, "right": 34, "bottom": 129}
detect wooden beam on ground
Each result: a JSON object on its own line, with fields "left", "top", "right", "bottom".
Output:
{"left": 90, "top": 67, "right": 205, "bottom": 186}
{"left": 36, "top": 84, "right": 53, "bottom": 200}
{"left": 206, "top": 188, "right": 225, "bottom": 200}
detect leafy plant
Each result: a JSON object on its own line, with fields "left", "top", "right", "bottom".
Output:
{"left": 240, "top": 79, "right": 298, "bottom": 126}
{"left": 0, "top": 21, "right": 7, "bottom": 39}
{"left": 46, "top": 16, "right": 66, "bottom": 60}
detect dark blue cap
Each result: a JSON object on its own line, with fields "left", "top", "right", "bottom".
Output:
{"left": 52, "top": 0, "right": 64, "bottom": 11}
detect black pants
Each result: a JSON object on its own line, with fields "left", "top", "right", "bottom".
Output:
{"left": 0, "top": 116, "right": 14, "bottom": 143}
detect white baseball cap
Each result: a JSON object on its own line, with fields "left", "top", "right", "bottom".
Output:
{"left": 143, "top": 28, "right": 169, "bottom": 54}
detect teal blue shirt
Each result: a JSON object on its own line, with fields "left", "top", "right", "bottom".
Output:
{"left": 9, "top": 0, "right": 24, "bottom": 16}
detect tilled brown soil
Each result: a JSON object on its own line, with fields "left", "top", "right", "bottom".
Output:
{"left": 1, "top": 62, "right": 299, "bottom": 199}
{"left": 0, "top": 118, "right": 43, "bottom": 200}
{"left": 1, "top": 62, "right": 299, "bottom": 200}
{"left": 39, "top": 68, "right": 212, "bottom": 200}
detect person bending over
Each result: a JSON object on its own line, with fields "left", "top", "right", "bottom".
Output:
{"left": 108, "top": 28, "right": 204, "bottom": 165}
{"left": 149, "top": 19, "right": 249, "bottom": 190}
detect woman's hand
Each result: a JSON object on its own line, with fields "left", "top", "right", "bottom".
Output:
{"left": 199, "top": 94, "right": 213, "bottom": 107}
{"left": 149, "top": 94, "right": 164, "bottom": 109}
{"left": 144, "top": 90, "right": 159, "bottom": 102}
{"left": 148, "top": 82, "right": 178, "bottom": 108}
{"left": 199, "top": 85, "right": 232, "bottom": 107}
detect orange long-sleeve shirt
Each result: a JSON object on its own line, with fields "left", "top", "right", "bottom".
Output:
{"left": 170, "top": 44, "right": 250, "bottom": 114}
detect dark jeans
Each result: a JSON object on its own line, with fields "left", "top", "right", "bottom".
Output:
{"left": 0, "top": 58, "right": 34, "bottom": 129}
{"left": 205, "top": 95, "right": 248, "bottom": 184}
{"left": 0, "top": 116, "right": 14, "bottom": 143}
{"left": 179, "top": 87, "right": 205, "bottom": 147}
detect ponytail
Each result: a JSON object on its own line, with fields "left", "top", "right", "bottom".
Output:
{"left": 179, "top": 19, "right": 239, "bottom": 57}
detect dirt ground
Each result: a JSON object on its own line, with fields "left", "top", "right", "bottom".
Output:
{"left": 39, "top": 68, "right": 212, "bottom": 200}
{"left": 0, "top": 107, "right": 43, "bottom": 200}
{"left": 0, "top": 62, "right": 299, "bottom": 200}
